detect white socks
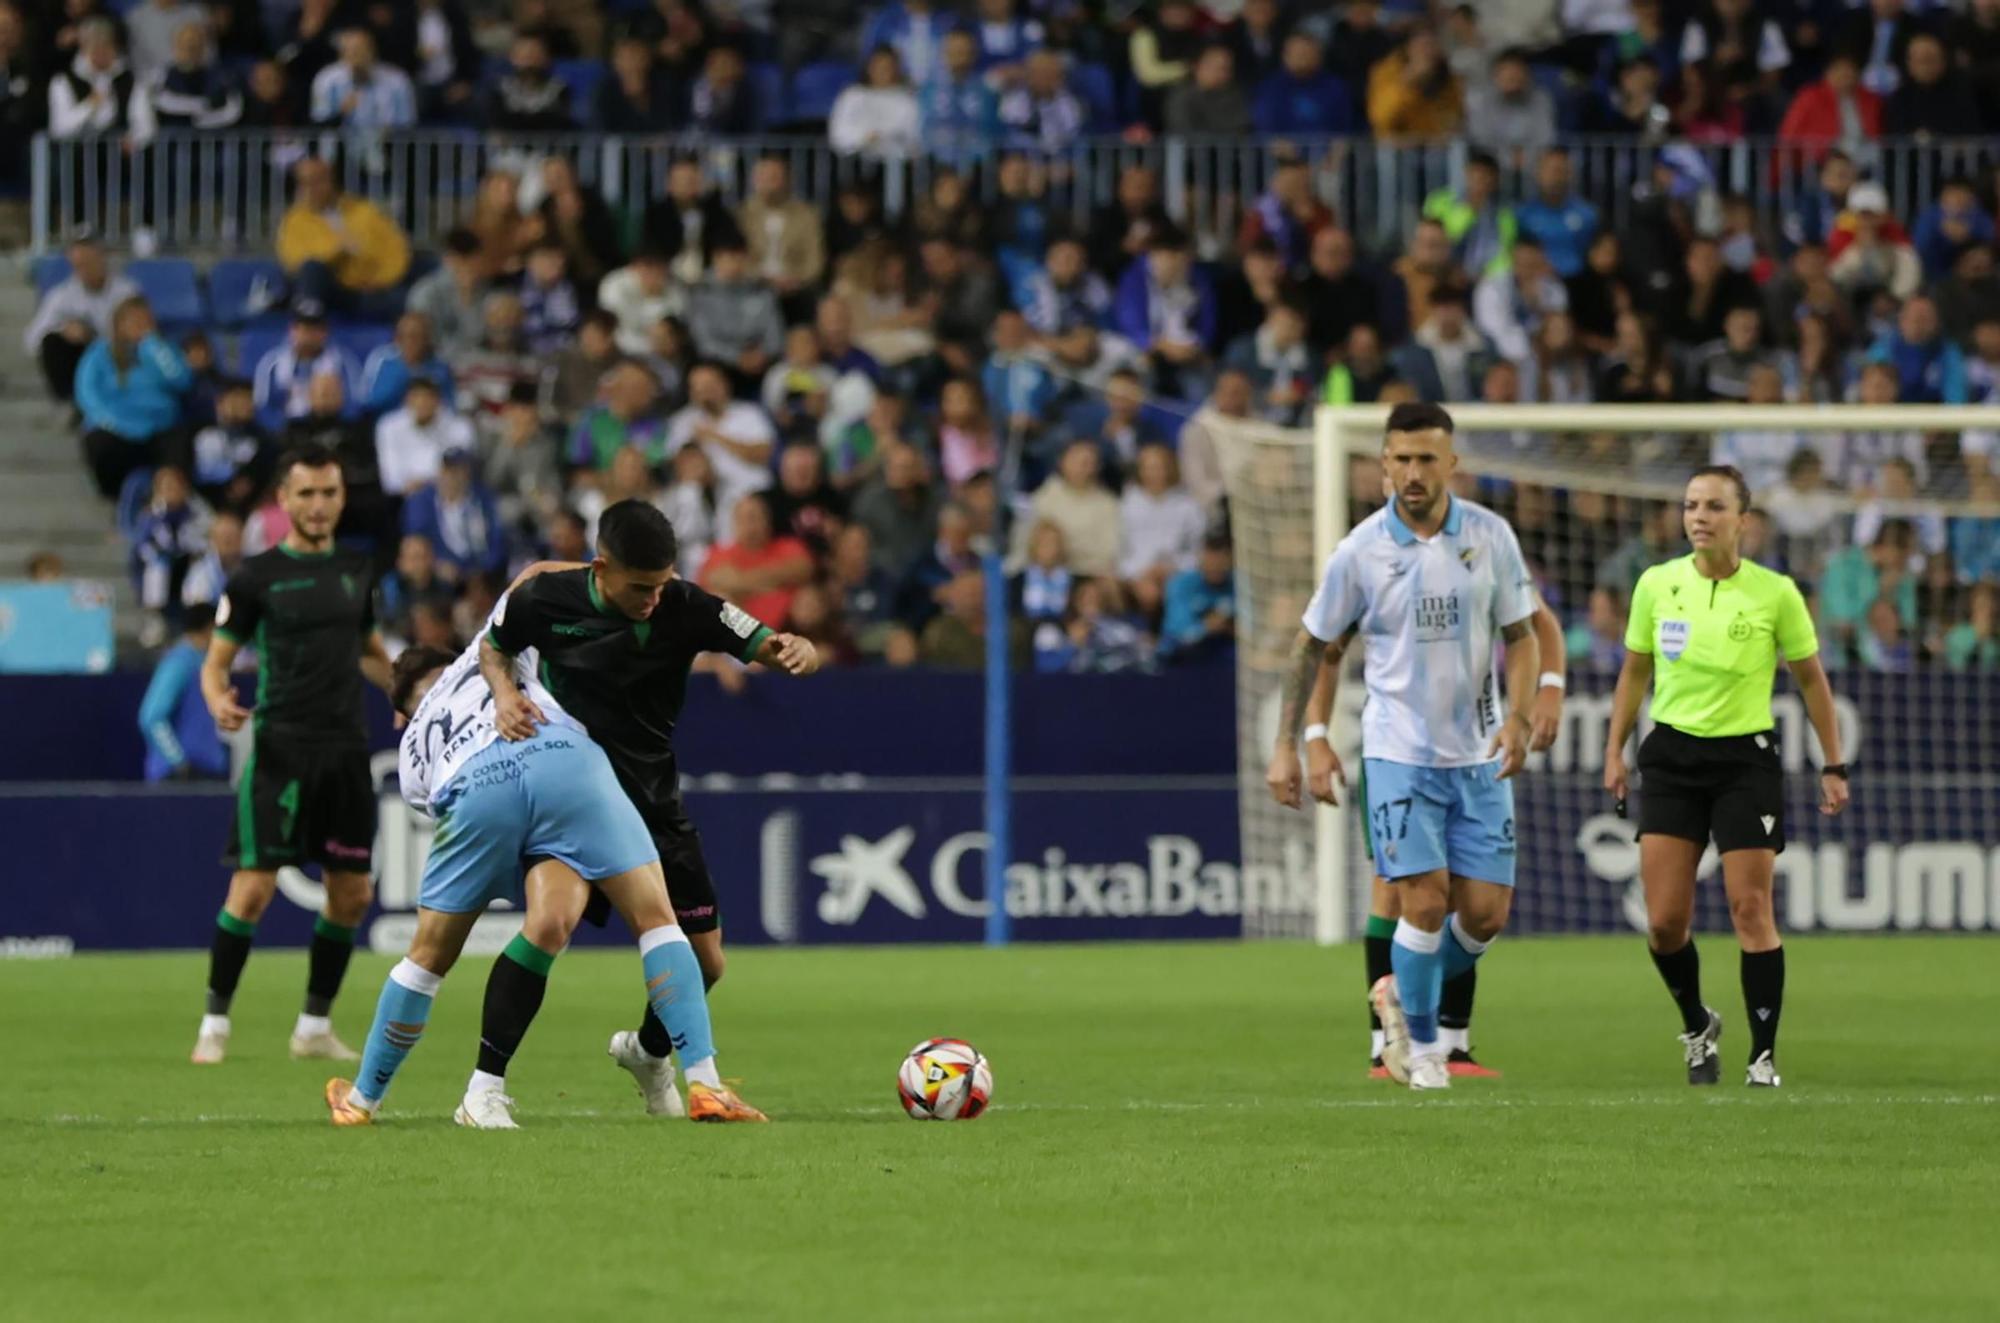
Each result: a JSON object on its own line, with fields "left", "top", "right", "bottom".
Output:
{"left": 1439, "top": 1026, "right": 1469, "bottom": 1055}
{"left": 1447, "top": 912, "right": 1492, "bottom": 958}
{"left": 389, "top": 958, "right": 444, "bottom": 997}
{"left": 467, "top": 1069, "right": 507, "bottom": 1097}
{"left": 1370, "top": 1028, "right": 1386, "bottom": 1060}
{"left": 637, "top": 925, "right": 688, "bottom": 956}
{"left": 293, "top": 1013, "right": 330, "bottom": 1038}
{"left": 199, "top": 1014, "right": 230, "bottom": 1038}
{"left": 683, "top": 1057, "right": 722, "bottom": 1088}
{"left": 1392, "top": 917, "right": 1442, "bottom": 954}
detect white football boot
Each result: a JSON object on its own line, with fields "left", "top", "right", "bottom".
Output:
{"left": 190, "top": 1016, "right": 230, "bottom": 1065}
{"left": 289, "top": 1028, "right": 361, "bottom": 1061}
{"left": 1407, "top": 1052, "right": 1452, "bottom": 1091}
{"left": 1680, "top": 1008, "right": 1723, "bottom": 1086}
{"left": 454, "top": 1088, "right": 520, "bottom": 1129}
{"left": 1745, "top": 1051, "right": 1782, "bottom": 1089}
{"left": 608, "top": 1030, "right": 686, "bottom": 1117}
{"left": 1368, "top": 976, "right": 1411, "bottom": 1085}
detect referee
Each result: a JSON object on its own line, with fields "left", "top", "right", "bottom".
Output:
{"left": 1604, "top": 465, "right": 1849, "bottom": 1089}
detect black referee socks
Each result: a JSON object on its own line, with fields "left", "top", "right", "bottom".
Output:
{"left": 1649, "top": 939, "right": 1709, "bottom": 1037}
{"left": 1742, "top": 947, "right": 1785, "bottom": 1061}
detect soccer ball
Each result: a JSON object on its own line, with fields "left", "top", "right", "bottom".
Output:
{"left": 897, "top": 1038, "right": 993, "bottom": 1120}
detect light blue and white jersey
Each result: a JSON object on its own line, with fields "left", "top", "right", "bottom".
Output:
{"left": 1302, "top": 496, "right": 1535, "bottom": 768}
{"left": 395, "top": 615, "right": 571, "bottom": 815}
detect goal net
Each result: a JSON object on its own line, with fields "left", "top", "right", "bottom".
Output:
{"left": 1212, "top": 404, "right": 2000, "bottom": 944}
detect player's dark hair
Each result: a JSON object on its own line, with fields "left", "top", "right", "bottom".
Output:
{"left": 277, "top": 442, "right": 343, "bottom": 485}
{"left": 389, "top": 644, "right": 456, "bottom": 717}
{"left": 597, "top": 499, "right": 679, "bottom": 571}
{"left": 1384, "top": 401, "right": 1455, "bottom": 438}
{"left": 1689, "top": 464, "right": 1752, "bottom": 513}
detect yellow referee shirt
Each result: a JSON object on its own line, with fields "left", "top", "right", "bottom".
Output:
{"left": 1623, "top": 555, "right": 1819, "bottom": 738}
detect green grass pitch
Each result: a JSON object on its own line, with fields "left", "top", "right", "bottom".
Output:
{"left": 3, "top": 937, "right": 1996, "bottom": 1321}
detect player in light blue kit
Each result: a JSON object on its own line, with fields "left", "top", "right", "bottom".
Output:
{"left": 322, "top": 633, "right": 767, "bottom": 1127}
{"left": 1273, "top": 402, "right": 1540, "bottom": 1091}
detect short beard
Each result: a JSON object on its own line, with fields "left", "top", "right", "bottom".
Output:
{"left": 1396, "top": 490, "right": 1438, "bottom": 523}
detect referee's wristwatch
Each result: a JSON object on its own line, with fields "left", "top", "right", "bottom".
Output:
{"left": 1821, "top": 763, "right": 1850, "bottom": 780}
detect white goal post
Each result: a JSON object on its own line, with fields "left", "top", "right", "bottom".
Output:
{"left": 1220, "top": 403, "right": 2000, "bottom": 945}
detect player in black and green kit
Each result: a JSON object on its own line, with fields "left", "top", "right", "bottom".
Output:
{"left": 1605, "top": 465, "right": 1849, "bottom": 1089}
{"left": 192, "top": 443, "right": 393, "bottom": 1065}
{"left": 480, "top": 499, "right": 819, "bottom": 1116}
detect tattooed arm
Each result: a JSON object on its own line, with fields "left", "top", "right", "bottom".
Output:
{"left": 1487, "top": 615, "right": 1539, "bottom": 781}
{"left": 1265, "top": 629, "right": 1330, "bottom": 809}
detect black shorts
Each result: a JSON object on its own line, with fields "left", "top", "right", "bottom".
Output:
{"left": 1637, "top": 724, "right": 1786, "bottom": 855}
{"left": 223, "top": 736, "right": 376, "bottom": 872}
{"left": 578, "top": 797, "right": 720, "bottom": 934}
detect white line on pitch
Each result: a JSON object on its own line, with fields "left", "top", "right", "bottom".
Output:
{"left": 25, "top": 1094, "right": 2000, "bottom": 1126}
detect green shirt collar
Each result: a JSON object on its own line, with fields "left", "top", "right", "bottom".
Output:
{"left": 586, "top": 570, "right": 618, "bottom": 617}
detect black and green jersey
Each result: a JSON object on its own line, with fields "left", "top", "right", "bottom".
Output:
{"left": 487, "top": 569, "right": 773, "bottom": 814}
{"left": 215, "top": 544, "right": 376, "bottom": 748}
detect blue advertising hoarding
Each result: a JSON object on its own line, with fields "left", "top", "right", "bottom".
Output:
{"left": 1, "top": 674, "right": 1994, "bottom": 951}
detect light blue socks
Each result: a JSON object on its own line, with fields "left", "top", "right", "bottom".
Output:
{"left": 638, "top": 926, "right": 720, "bottom": 1087}
{"left": 352, "top": 958, "right": 442, "bottom": 1110}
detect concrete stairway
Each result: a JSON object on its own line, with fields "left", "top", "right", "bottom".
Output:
{"left": 0, "top": 266, "right": 143, "bottom": 660}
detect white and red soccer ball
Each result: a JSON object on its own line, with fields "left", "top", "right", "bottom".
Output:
{"left": 897, "top": 1038, "right": 993, "bottom": 1120}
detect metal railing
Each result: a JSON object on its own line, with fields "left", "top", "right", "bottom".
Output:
{"left": 30, "top": 130, "right": 2000, "bottom": 257}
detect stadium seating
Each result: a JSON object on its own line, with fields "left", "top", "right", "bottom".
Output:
{"left": 33, "top": 255, "right": 71, "bottom": 295}
{"left": 553, "top": 59, "right": 608, "bottom": 112}
{"left": 749, "top": 61, "right": 790, "bottom": 129}
{"left": 791, "top": 61, "right": 858, "bottom": 122}
{"left": 207, "top": 258, "right": 288, "bottom": 333}
{"left": 233, "top": 325, "right": 284, "bottom": 377}
{"left": 1072, "top": 62, "right": 1118, "bottom": 134}
{"left": 123, "top": 260, "right": 205, "bottom": 336}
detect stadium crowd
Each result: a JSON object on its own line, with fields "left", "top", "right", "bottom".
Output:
{"left": 15, "top": 0, "right": 2000, "bottom": 689}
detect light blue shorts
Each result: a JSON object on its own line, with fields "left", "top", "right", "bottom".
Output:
{"left": 419, "top": 731, "right": 659, "bottom": 914}
{"left": 1361, "top": 758, "right": 1516, "bottom": 887}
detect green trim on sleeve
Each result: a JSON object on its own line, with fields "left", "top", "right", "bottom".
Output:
{"left": 214, "top": 627, "right": 244, "bottom": 645}
{"left": 485, "top": 625, "right": 514, "bottom": 656}
{"left": 741, "top": 625, "right": 775, "bottom": 665}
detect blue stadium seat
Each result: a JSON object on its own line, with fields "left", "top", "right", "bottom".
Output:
{"left": 235, "top": 325, "right": 284, "bottom": 377}
{"left": 115, "top": 467, "right": 153, "bottom": 545}
{"left": 33, "top": 255, "right": 72, "bottom": 295}
{"left": 332, "top": 323, "right": 394, "bottom": 367}
{"left": 792, "top": 61, "right": 858, "bottom": 121}
{"left": 1072, "top": 61, "right": 1118, "bottom": 132}
{"left": 208, "top": 258, "right": 288, "bottom": 332}
{"left": 749, "top": 61, "right": 788, "bottom": 129}
{"left": 553, "top": 59, "right": 607, "bottom": 112}
{"left": 997, "top": 248, "right": 1040, "bottom": 310}
{"left": 124, "top": 259, "right": 205, "bottom": 333}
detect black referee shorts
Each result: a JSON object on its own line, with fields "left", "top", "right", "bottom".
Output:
{"left": 1637, "top": 724, "right": 1786, "bottom": 855}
